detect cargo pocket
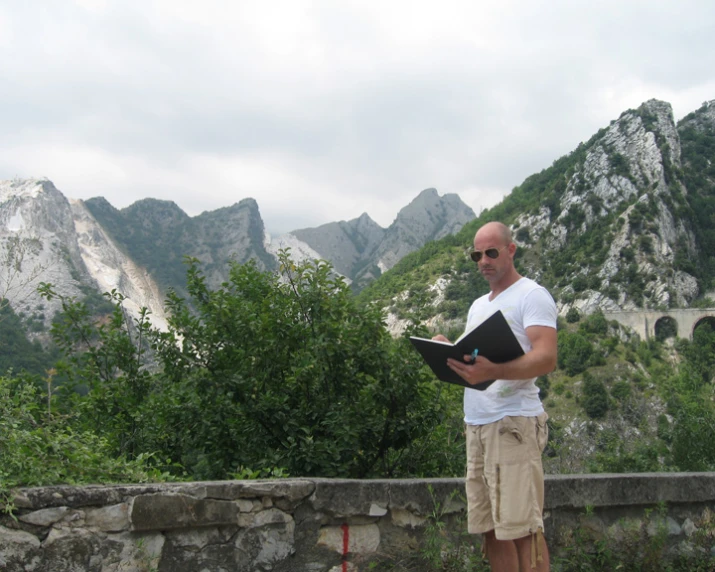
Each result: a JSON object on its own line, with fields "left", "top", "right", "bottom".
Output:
{"left": 535, "top": 412, "right": 549, "bottom": 453}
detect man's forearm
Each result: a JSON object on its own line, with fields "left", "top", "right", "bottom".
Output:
{"left": 490, "top": 349, "right": 557, "bottom": 381}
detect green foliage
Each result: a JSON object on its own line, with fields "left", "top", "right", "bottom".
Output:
{"left": 39, "top": 285, "right": 157, "bottom": 459}
{"left": 536, "top": 374, "right": 550, "bottom": 400}
{"left": 681, "top": 322, "right": 715, "bottom": 385}
{"left": 579, "top": 310, "right": 608, "bottom": 335}
{"left": 0, "top": 304, "right": 57, "bottom": 376}
{"left": 420, "top": 486, "right": 488, "bottom": 571}
{"left": 678, "top": 113, "right": 715, "bottom": 286}
{"left": 610, "top": 380, "right": 631, "bottom": 402}
{"left": 655, "top": 317, "right": 678, "bottom": 341}
{"left": 149, "top": 252, "right": 450, "bottom": 479}
{"left": 552, "top": 504, "right": 715, "bottom": 572}
{"left": 609, "top": 151, "right": 632, "bottom": 180}
{"left": 0, "top": 375, "right": 171, "bottom": 492}
{"left": 565, "top": 307, "right": 581, "bottom": 323}
{"left": 581, "top": 372, "right": 609, "bottom": 419}
{"left": 557, "top": 330, "right": 593, "bottom": 376}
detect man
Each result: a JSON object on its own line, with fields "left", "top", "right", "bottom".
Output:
{"left": 433, "top": 221, "right": 557, "bottom": 571}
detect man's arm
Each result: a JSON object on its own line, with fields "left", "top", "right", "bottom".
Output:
{"left": 446, "top": 325, "right": 557, "bottom": 386}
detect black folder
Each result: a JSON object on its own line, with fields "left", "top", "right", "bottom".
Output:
{"left": 409, "top": 310, "right": 524, "bottom": 391}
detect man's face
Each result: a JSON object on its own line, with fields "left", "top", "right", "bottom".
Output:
{"left": 473, "top": 231, "right": 512, "bottom": 284}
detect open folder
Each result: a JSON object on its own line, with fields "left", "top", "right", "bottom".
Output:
{"left": 409, "top": 310, "right": 524, "bottom": 391}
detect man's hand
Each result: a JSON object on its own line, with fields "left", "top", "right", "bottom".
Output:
{"left": 431, "top": 334, "right": 450, "bottom": 343}
{"left": 446, "top": 355, "right": 498, "bottom": 386}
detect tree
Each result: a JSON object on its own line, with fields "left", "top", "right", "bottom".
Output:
{"left": 582, "top": 373, "right": 609, "bottom": 419}
{"left": 149, "top": 252, "right": 447, "bottom": 479}
{"left": 565, "top": 307, "right": 581, "bottom": 323}
{"left": 38, "top": 285, "right": 156, "bottom": 459}
{"left": 558, "top": 330, "right": 593, "bottom": 376}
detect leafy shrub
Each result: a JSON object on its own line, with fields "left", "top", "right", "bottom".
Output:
{"left": 565, "top": 307, "right": 581, "bottom": 323}
{"left": 610, "top": 381, "right": 631, "bottom": 402}
{"left": 558, "top": 331, "right": 593, "bottom": 376}
{"left": 580, "top": 310, "right": 609, "bottom": 336}
{"left": 536, "top": 375, "right": 550, "bottom": 400}
{"left": 149, "top": 252, "right": 451, "bottom": 479}
{"left": 0, "top": 375, "right": 170, "bottom": 491}
{"left": 581, "top": 372, "right": 609, "bottom": 419}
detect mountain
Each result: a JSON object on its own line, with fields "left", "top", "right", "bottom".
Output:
{"left": 273, "top": 188, "right": 476, "bottom": 290}
{"left": 360, "top": 99, "right": 715, "bottom": 334}
{"left": 0, "top": 179, "right": 170, "bottom": 341}
{"left": 1, "top": 180, "right": 474, "bottom": 348}
{"left": 83, "top": 196, "right": 277, "bottom": 297}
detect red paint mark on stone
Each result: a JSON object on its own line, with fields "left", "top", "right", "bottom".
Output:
{"left": 341, "top": 523, "right": 349, "bottom": 572}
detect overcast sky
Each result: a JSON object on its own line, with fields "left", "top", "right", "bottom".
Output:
{"left": 1, "top": 1, "right": 714, "bottom": 235}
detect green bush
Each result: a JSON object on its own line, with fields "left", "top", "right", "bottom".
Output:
{"left": 580, "top": 310, "right": 608, "bottom": 336}
{"left": 582, "top": 373, "right": 609, "bottom": 419}
{"left": 149, "top": 252, "right": 451, "bottom": 479}
{"left": 0, "top": 375, "right": 170, "bottom": 492}
{"left": 565, "top": 307, "right": 581, "bottom": 323}
{"left": 558, "top": 331, "right": 594, "bottom": 376}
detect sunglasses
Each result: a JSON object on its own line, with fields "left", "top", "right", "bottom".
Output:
{"left": 470, "top": 246, "right": 508, "bottom": 263}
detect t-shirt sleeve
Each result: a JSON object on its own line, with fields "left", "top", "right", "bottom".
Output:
{"left": 522, "top": 287, "right": 558, "bottom": 330}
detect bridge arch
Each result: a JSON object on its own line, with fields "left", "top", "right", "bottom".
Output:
{"left": 654, "top": 316, "right": 678, "bottom": 341}
{"left": 601, "top": 308, "right": 715, "bottom": 341}
{"left": 693, "top": 315, "right": 715, "bottom": 337}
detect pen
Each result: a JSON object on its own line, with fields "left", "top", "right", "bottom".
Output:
{"left": 469, "top": 348, "right": 479, "bottom": 363}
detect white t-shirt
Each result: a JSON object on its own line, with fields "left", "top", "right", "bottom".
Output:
{"left": 463, "top": 277, "right": 557, "bottom": 425}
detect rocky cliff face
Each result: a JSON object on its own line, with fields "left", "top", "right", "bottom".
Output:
{"left": 274, "top": 212, "right": 385, "bottom": 279}
{"left": 368, "top": 98, "right": 715, "bottom": 338}
{"left": 515, "top": 99, "right": 703, "bottom": 314}
{"left": 279, "top": 188, "right": 475, "bottom": 289}
{"left": 373, "top": 188, "right": 475, "bottom": 272}
{"left": 84, "top": 196, "right": 277, "bottom": 298}
{"left": 2, "top": 179, "right": 473, "bottom": 341}
{"left": 71, "top": 199, "right": 169, "bottom": 331}
{"left": 0, "top": 179, "right": 168, "bottom": 337}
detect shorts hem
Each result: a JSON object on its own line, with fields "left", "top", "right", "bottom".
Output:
{"left": 493, "top": 523, "right": 545, "bottom": 541}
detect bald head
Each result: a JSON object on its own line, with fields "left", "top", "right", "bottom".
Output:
{"left": 475, "top": 221, "right": 512, "bottom": 246}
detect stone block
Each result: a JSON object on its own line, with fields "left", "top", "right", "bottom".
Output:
{"left": 129, "top": 493, "right": 239, "bottom": 531}
{"left": 100, "top": 531, "right": 165, "bottom": 572}
{"left": 646, "top": 516, "right": 681, "bottom": 537}
{"left": 84, "top": 503, "right": 130, "bottom": 532}
{"left": 390, "top": 508, "right": 427, "bottom": 529}
{"left": 18, "top": 506, "right": 71, "bottom": 527}
{"left": 387, "top": 479, "right": 464, "bottom": 515}
{"left": 236, "top": 499, "right": 256, "bottom": 513}
{"left": 233, "top": 510, "right": 296, "bottom": 571}
{"left": 317, "top": 524, "right": 380, "bottom": 554}
{"left": 310, "top": 480, "right": 390, "bottom": 518}
{"left": 369, "top": 503, "right": 388, "bottom": 516}
{"left": 0, "top": 525, "right": 41, "bottom": 572}
{"left": 41, "top": 527, "right": 103, "bottom": 570}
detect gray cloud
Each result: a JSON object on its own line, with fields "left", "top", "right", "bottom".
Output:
{"left": 1, "top": 0, "right": 714, "bottom": 233}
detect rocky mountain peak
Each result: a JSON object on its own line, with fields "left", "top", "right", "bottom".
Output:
{"left": 392, "top": 187, "right": 475, "bottom": 241}
{"left": 369, "top": 188, "right": 475, "bottom": 275}
{"left": 1, "top": 178, "right": 155, "bottom": 342}
{"left": 512, "top": 99, "right": 697, "bottom": 314}
{"left": 1, "top": 178, "right": 49, "bottom": 202}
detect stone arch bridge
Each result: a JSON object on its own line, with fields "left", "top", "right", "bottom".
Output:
{"left": 602, "top": 308, "right": 715, "bottom": 341}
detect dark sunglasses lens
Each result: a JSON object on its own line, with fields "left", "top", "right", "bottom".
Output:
{"left": 471, "top": 248, "right": 501, "bottom": 262}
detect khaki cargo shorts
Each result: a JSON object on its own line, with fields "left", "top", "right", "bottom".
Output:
{"left": 465, "top": 412, "right": 549, "bottom": 540}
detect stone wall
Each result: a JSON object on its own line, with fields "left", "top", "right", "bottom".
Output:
{"left": 2, "top": 473, "right": 715, "bottom": 571}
